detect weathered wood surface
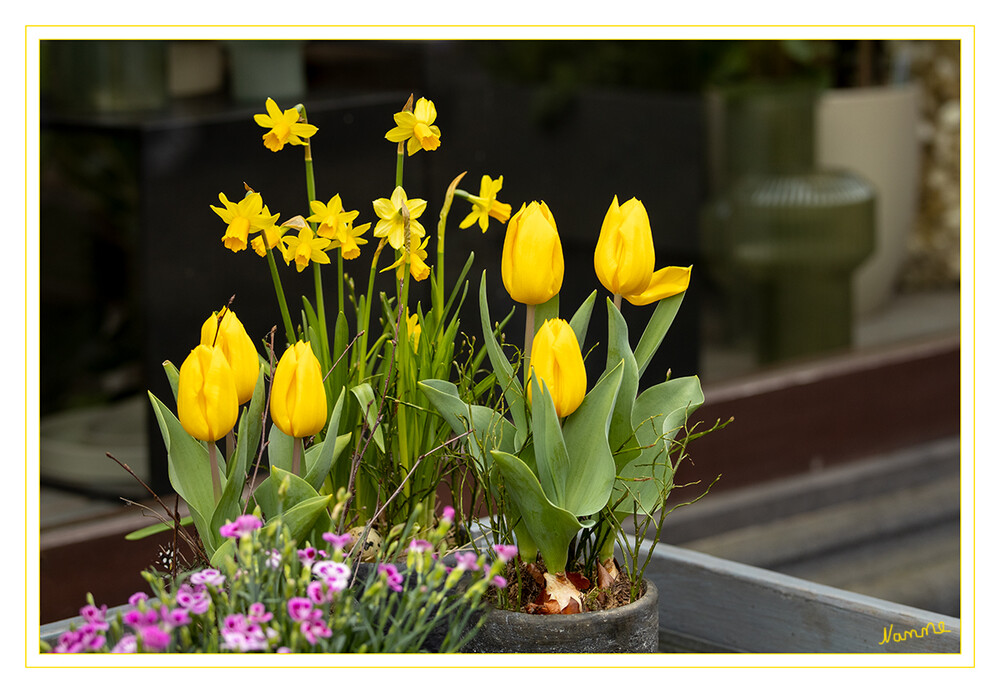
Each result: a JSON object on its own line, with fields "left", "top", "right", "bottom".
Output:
{"left": 645, "top": 541, "right": 960, "bottom": 653}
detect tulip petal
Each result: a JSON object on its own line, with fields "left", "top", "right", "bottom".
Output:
{"left": 623, "top": 265, "right": 692, "bottom": 306}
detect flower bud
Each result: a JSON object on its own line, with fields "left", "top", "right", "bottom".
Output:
{"left": 594, "top": 196, "right": 656, "bottom": 297}
{"left": 177, "top": 344, "right": 239, "bottom": 442}
{"left": 529, "top": 318, "right": 587, "bottom": 418}
{"left": 200, "top": 307, "right": 260, "bottom": 405}
{"left": 501, "top": 201, "right": 564, "bottom": 306}
{"left": 270, "top": 341, "right": 328, "bottom": 438}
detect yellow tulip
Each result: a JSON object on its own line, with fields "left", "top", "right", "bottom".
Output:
{"left": 593, "top": 195, "right": 693, "bottom": 306}
{"left": 270, "top": 341, "right": 328, "bottom": 438}
{"left": 529, "top": 319, "right": 587, "bottom": 418}
{"left": 177, "top": 344, "right": 239, "bottom": 442}
{"left": 200, "top": 307, "right": 260, "bottom": 405}
{"left": 501, "top": 201, "right": 564, "bottom": 306}
{"left": 594, "top": 196, "right": 656, "bottom": 297}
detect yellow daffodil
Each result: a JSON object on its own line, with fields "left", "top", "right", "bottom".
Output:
{"left": 253, "top": 97, "right": 318, "bottom": 152}
{"left": 270, "top": 341, "right": 328, "bottom": 439}
{"left": 385, "top": 97, "right": 442, "bottom": 156}
{"left": 307, "top": 195, "right": 368, "bottom": 259}
{"left": 177, "top": 344, "right": 239, "bottom": 442}
{"left": 528, "top": 318, "right": 587, "bottom": 418}
{"left": 250, "top": 205, "right": 289, "bottom": 257}
{"left": 501, "top": 201, "right": 564, "bottom": 306}
{"left": 406, "top": 311, "right": 422, "bottom": 351}
{"left": 594, "top": 195, "right": 692, "bottom": 305}
{"left": 282, "top": 226, "right": 332, "bottom": 272}
{"left": 459, "top": 174, "right": 512, "bottom": 233}
{"left": 200, "top": 307, "right": 260, "bottom": 405}
{"left": 384, "top": 234, "right": 431, "bottom": 282}
{"left": 210, "top": 191, "right": 270, "bottom": 253}
{"left": 372, "top": 186, "right": 427, "bottom": 251}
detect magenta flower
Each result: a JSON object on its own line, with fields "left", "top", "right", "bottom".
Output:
{"left": 287, "top": 596, "right": 315, "bottom": 623}
{"left": 322, "top": 532, "right": 354, "bottom": 550}
{"left": 80, "top": 604, "right": 109, "bottom": 631}
{"left": 247, "top": 602, "right": 273, "bottom": 624}
{"left": 297, "top": 546, "right": 326, "bottom": 568}
{"left": 265, "top": 549, "right": 282, "bottom": 569}
{"left": 493, "top": 544, "right": 518, "bottom": 562}
{"left": 159, "top": 605, "right": 191, "bottom": 628}
{"left": 128, "top": 592, "right": 149, "bottom": 606}
{"left": 300, "top": 617, "right": 332, "bottom": 645}
{"left": 409, "top": 539, "right": 433, "bottom": 553}
{"left": 492, "top": 575, "right": 508, "bottom": 589}
{"left": 441, "top": 506, "right": 455, "bottom": 523}
{"left": 455, "top": 552, "right": 480, "bottom": 572}
{"left": 378, "top": 563, "right": 405, "bottom": 592}
{"left": 191, "top": 567, "right": 225, "bottom": 587}
{"left": 111, "top": 634, "right": 138, "bottom": 653}
{"left": 123, "top": 608, "right": 159, "bottom": 629}
{"left": 219, "top": 514, "right": 263, "bottom": 539}
{"left": 138, "top": 624, "right": 172, "bottom": 652}
{"left": 176, "top": 583, "right": 211, "bottom": 615}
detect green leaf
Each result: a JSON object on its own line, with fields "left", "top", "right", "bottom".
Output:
{"left": 162, "top": 361, "right": 180, "bottom": 403}
{"left": 478, "top": 272, "right": 527, "bottom": 441}
{"left": 124, "top": 515, "right": 194, "bottom": 541}
{"left": 267, "top": 422, "right": 294, "bottom": 472}
{"left": 418, "top": 379, "right": 517, "bottom": 472}
{"left": 209, "top": 537, "right": 237, "bottom": 566}
{"left": 633, "top": 291, "right": 686, "bottom": 380}
{"left": 532, "top": 293, "right": 559, "bottom": 335}
{"left": 350, "top": 382, "right": 385, "bottom": 453}
{"left": 615, "top": 375, "right": 704, "bottom": 517}
{"left": 529, "top": 378, "right": 571, "bottom": 508}
{"left": 273, "top": 494, "right": 334, "bottom": 545}
{"left": 604, "top": 299, "right": 640, "bottom": 462}
{"left": 229, "top": 368, "right": 266, "bottom": 480}
{"left": 254, "top": 466, "right": 323, "bottom": 521}
{"left": 148, "top": 392, "right": 227, "bottom": 554}
{"left": 568, "top": 290, "right": 597, "bottom": 349}
{"left": 560, "top": 359, "right": 624, "bottom": 516}
{"left": 491, "top": 450, "right": 583, "bottom": 574}
{"left": 302, "top": 388, "right": 350, "bottom": 490}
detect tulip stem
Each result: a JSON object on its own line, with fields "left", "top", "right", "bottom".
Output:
{"left": 208, "top": 444, "right": 222, "bottom": 504}
{"left": 292, "top": 437, "right": 302, "bottom": 478}
{"left": 523, "top": 303, "right": 535, "bottom": 374}
{"left": 614, "top": 293, "right": 622, "bottom": 310}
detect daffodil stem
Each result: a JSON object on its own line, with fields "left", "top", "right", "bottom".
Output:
{"left": 300, "top": 105, "right": 331, "bottom": 355}
{"left": 266, "top": 249, "right": 296, "bottom": 346}
{"left": 209, "top": 444, "right": 222, "bottom": 504}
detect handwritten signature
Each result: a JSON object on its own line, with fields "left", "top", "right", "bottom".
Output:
{"left": 879, "top": 621, "right": 952, "bottom": 645}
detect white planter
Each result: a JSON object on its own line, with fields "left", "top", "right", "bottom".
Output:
{"left": 817, "top": 84, "right": 921, "bottom": 317}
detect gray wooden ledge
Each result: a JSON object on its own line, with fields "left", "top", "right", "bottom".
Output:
{"left": 644, "top": 541, "right": 960, "bottom": 653}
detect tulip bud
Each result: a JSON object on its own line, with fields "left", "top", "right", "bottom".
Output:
{"left": 177, "top": 344, "right": 239, "bottom": 442}
{"left": 528, "top": 319, "right": 587, "bottom": 418}
{"left": 270, "top": 341, "right": 328, "bottom": 438}
{"left": 594, "top": 196, "right": 656, "bottom": 297}
{"left": 501, "top": 201, "right": 564, "bottom": 306}
{"left": 200, "top": 307, "right": 260, "bottom": 405}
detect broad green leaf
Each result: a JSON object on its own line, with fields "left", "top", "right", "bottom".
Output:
{"left": 229, "top": 368, "right": 266, "bottom": 480}
{"left": 350, "top": 382, "right": 385, "bottom": 453}
{"left": 148, "top": 392, "right": 227, "bottom": 546}
{"left": 479, "top": 272, "right": 527, "bottom": 443}
{"left": 604, "top": 299, "right": 640, "bottom": 462}
{"left": 275, "top": 494, "right": 334, "bottom": 545}
{"left": 533, "top": 293, "right": 559, "bottom": 336}
{"left": 568, "top": 290, "right": 597, "bottom": 349}
{"left": 529, "top": 378, "right": 571, "bottom": 508}
{"left": 633, "top": 291, "right": 686, "bottom": 380}
{"left": 302, "top": 388, "right": 350, "bottom": 490}
{"left": 560, "top": 359, "right": 624, "bottom": 516}
{"left": 267, "top": 422, "right": 294, "bottom": 472}
{"left": 615, "top": 375, "right": 704, "bottom": 517}
{"left": 254, "top": 466, "right": 323, "bottom": 521}
{"left": 209, "top": 537, "right": 237, "bottom": 566}
{"left": 162, "top": 361, "right": 180, "bottom": 403}
{"left": 418, "top": 379, "right": 517, "bottom": 472}
{"left": 491, "top": 450, "right": 583, "bottom": 574}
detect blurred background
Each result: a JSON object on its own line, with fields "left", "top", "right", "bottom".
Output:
{"left": 37, "top": 39, "right": 961, "bottom": 622}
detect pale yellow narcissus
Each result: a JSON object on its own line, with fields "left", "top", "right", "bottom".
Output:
{"left": 253, "top": 98, "right": 319, "bottom": 152}
{"left": 177, "top": 344, "right": 239, "bottom": 442}
{"left": 384, "top": 234, "right": 431, "bottom": 282}
{"left": 372, "top": 186, "right": 427, "bottom": 251}
{"left": 210, "top": 192, "right": 271, "bottom": 253}
{"left": 384, "top": 97, "right": 442, "bottom": 156}
{"left": 501, "top": 201, "right": 564, "bottom": 306}
{"left": 270, "top": 341, "right": 328, "bottom": 439}
{"left": 200, "top": 307, "right": 260, "bottom": 405}
{"left": 528, "top": 318, "right": 587, "bottom": 418}
{"left": 307, "top": 195, "right": 368, "bottom": 260}
{"left": 459, "top": 174, "right": 512, "bottom": 233}
{"left": 594, "top": 195, "right": 693, "bottom": 306}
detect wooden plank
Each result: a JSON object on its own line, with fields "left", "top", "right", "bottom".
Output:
{"left": 645, "top": 542, "right": 961, "bottom": 653}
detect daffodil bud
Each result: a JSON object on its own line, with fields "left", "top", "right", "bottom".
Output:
{"left": 529, "top": 319, "right": 587, "bottom": 418}
{"left": 177, "top": 344, "right": 239, "bottom": 442}
{"left": 501, "top": 201, "right": 564, "bottom": 306}
{"left": 200, "top": 307, "right": 260, "bottom": 405}
{"left": 594, "top": 196, "right": 656, "bottom": 297}
{"left": 270, "top": 341, "right": 328, "bottom": 438}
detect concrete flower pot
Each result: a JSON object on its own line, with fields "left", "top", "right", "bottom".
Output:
{"left": 461, "top": 580, "right": 658, "bottom": 654}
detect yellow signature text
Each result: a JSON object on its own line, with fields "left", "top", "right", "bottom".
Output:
{"left": 879, "top": 621, "right": 952, "bottom": 645}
